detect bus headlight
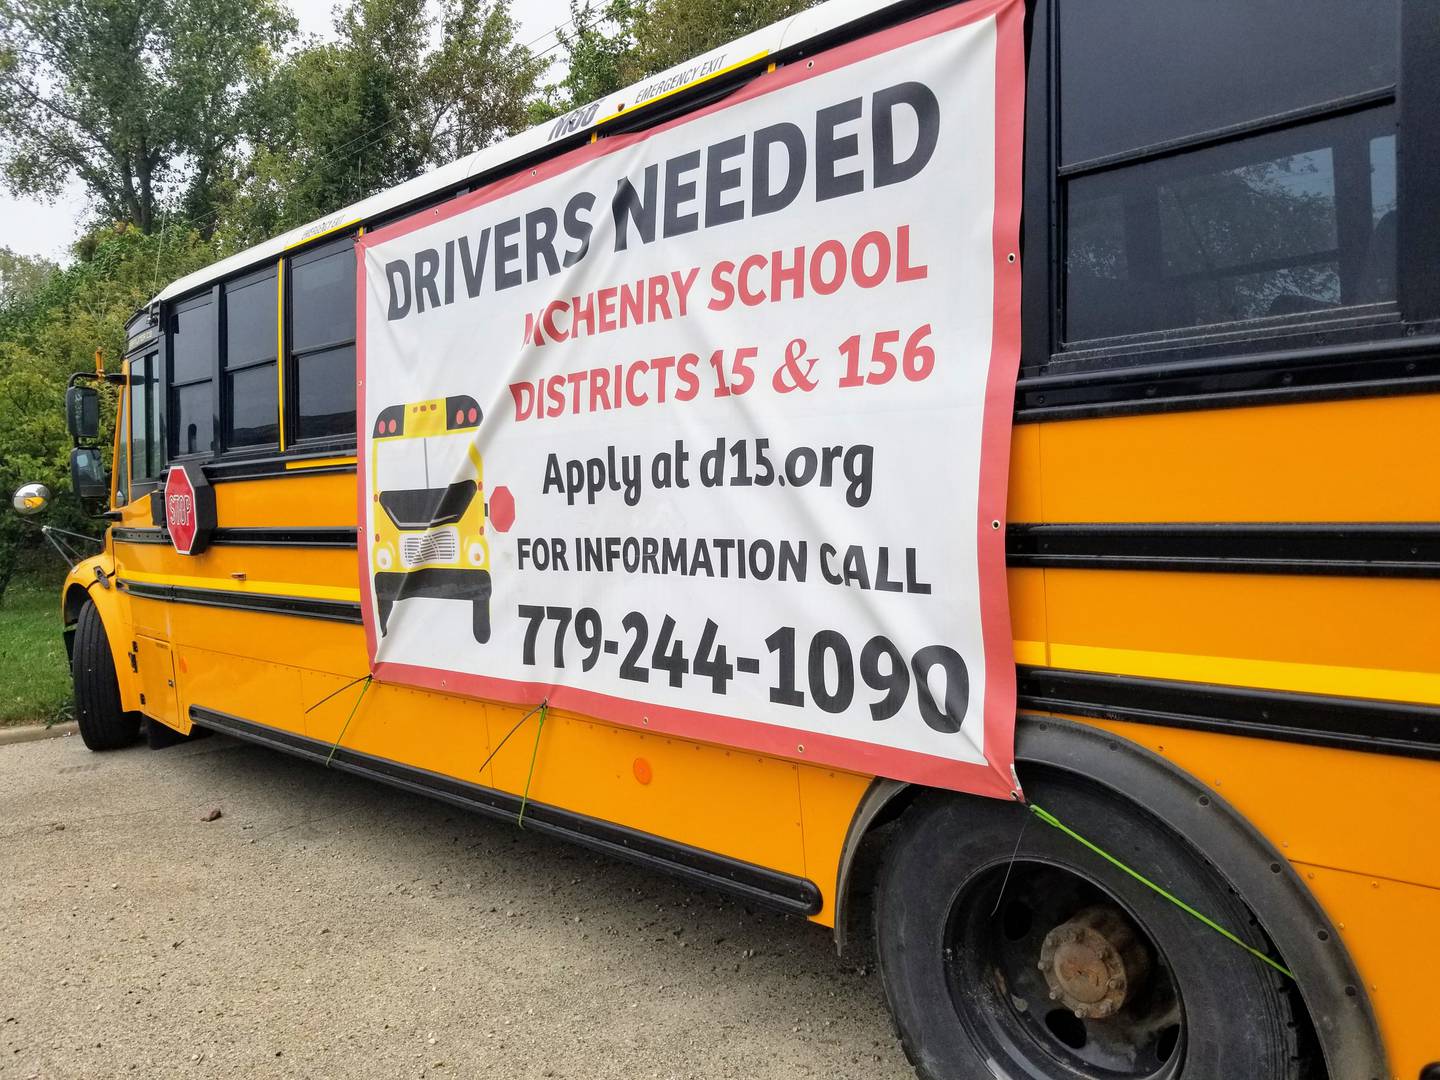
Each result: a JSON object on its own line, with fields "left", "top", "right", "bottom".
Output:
{"left": 467, "top": 540, "right": 487, "bottom": 566}
{"left": 376, "top": 544, "right": 394, "bottom": 571}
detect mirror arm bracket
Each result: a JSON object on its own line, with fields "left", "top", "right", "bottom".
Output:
{"left": 67, "top": 370, "right": 127, "bottom": 387}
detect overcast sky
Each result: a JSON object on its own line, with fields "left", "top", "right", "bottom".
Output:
{"left": 0, "top": 0, "right": 573, "bottom": 262}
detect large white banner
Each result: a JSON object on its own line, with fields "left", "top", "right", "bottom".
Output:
{"left": 358, "top": 0, "right": 1024, "bottom": 796}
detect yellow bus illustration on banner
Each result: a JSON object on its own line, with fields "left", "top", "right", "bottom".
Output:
{"left": 370, "top": 395, "right": 492, "bottom": 643}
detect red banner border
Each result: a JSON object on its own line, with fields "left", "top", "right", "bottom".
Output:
{"left": 355, "top": 0, "right": 1026, "bottom": 799}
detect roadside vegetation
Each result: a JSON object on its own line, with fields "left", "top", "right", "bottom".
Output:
{"left": 0, "top": 0, "right": 819, "bottom": 618}
{"left": 0, "top": 555, "right": 70, "bottom": 726}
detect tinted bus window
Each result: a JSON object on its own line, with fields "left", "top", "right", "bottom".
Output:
{"left": 1056, "top": 0, "right": 1400, "bottom": 348}
{"left": 1066, "top": 111, "right": 1398, "bottom": 341}
{"left": 1060, "top": 0, "right": 1398, "bottom": 166}
{"left": 288, "top": 240, "right": 356, "bottom": 441}
{"left": 224, "top": 270, "right": 278, "bottom": 448}
{"left": 169, "top": 296, "right": 215, "bottom": 457}
{"left": 130, "top": 352, "right": 159, "bottom": 482}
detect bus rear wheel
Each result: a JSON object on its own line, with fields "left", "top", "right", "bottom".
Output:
{"left": 71, "top": 600, "right": 140, "bottom": 751}
{"left": 876, "top": 772, "right": 1301, "bottom": 1080}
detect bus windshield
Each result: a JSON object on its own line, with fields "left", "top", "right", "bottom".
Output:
{"left": 375, "top": 431, "right": 477, "bottom": 529}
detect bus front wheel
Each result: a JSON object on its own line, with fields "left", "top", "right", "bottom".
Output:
{"left": 876, "top": 771, "right": 1302, "bottom": 1080}
{"left": 71, "top": 600, "right": 141, "bottom": 751}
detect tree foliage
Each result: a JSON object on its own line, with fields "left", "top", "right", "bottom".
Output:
{"left": 0, "top": 0, "right": 294, "bottom": 234}
{"left": 537, "top": 0, "right": 819, "bottom": 119}
{"left": 0, "top": 248, "right": 58, "bottom": 309}
{"left": 220, "top": 0, "right": 545, "bottom": 241}
{"left": 0, "top": 226, "right": 217, "bottom": 599}
{"left": 0, "top": 0, "right": 821, "bottom": 600}
{"left": 530, "top": 0, "right": 641, "bottom": 122}
{"left": 625, "top": 0, "right": 818, "bottom": 80}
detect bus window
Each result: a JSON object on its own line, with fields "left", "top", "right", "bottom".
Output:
{"left": 1056, "top": 0, "right": 1399, "bottom": 347}
{"left": 223, "top": 267, "right": 278, "bottom": 448}
{"left": 287, "top": 238, "right": 356, "bottom": 442}
{"left": 169, "top": 294, "right": 216, "bottom": 457}
{"left": 1066, "top": 111, "right": 1398, "bottom": 341}
{"left": 1059, "top": 0, "right": 1397, "bottom": 166}
{"left": 130, "top": 352, "right": 159, "bottom": 483}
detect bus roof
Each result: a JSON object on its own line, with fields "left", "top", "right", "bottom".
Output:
{"left": 152, "top": 0, "right": 907, "bottom": 307}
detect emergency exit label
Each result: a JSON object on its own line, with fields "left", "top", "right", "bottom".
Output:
{"left": 356, "top": 0, "right": 1025, "bottom": 797}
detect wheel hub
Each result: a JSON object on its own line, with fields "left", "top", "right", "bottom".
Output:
{"left": 1038, "top": 904, "right": 1151, "bottom": 1019}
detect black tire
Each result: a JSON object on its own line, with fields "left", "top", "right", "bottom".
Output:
{"left": 876, "top": 769, "right": 1300, "bottom": 1080}
{"left": 71, "top": 600, "right": 140, "bottom": 751}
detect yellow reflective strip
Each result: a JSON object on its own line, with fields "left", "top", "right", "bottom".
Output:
{"left": 595, "top": 50, "right": 769, "bottom": 127}
{"left": 284, "top": 455, "right": 357, "bottom": 471}
{"left": 283, "top": 217, "right": 361, "bottom": 252}
{"left": 1047, "top": 642, "right": 1440, "bottom": 709}
{"left": 275, "top": 258, "right": 286, "bottom": 451}
{"left": 1012, "top": 639, "right": 1047, "bottom": 667}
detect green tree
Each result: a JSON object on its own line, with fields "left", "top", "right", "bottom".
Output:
{"left": 0, "top": 248, "right": 58, "bottom": 309}
{"left": 529, "top": 0, "right": 640, "bottom": 122}
{"left": 0, "top": 0, "right": 294, "bottom": 234}
{"left": 534, "top": 0, "right": 818, "bottom": 121}
{"left": 0, "top": 226, "right": 217, "bottom": 601}
{"left": 623, "top": 0, "right": 818, "bottom": 82}
{"left": 223, "top": 0, "right": 545, "bottom": 240}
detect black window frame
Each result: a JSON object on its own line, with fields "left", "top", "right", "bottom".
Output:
{"left": 166, "top": 289, "right": 219, "bottom": 461}
{"left": 127, "top": 348, "right": 162, "bottom": 492}
{"left": 283, "top": 233, "right": 359, "bottom": 450}
{"left": 113, "top": 378, "right": 129, "bottom": 509}
{"left": 1021, "top": 0, "right": 1440, "bottom": 380}
{"left": 221, "top": 263, "right": 281, "bottom": 453}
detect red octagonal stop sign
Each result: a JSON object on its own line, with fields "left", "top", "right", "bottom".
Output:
{"left": 489, "top": 485, "right": 515, "bottom": 532}
{"left": 163, "top": 464, "right": 216, "bottom": 555}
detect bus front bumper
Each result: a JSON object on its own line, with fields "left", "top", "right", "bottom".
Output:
{"left": 374, "top": 567, "right": 492, "bottom": 606}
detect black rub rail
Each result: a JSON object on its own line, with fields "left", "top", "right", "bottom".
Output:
{"left": 190, "top": 705, "right": 823, "bottom": 917}
{"left": 1017, "top": 666, "right": 1440, "bottom": 761}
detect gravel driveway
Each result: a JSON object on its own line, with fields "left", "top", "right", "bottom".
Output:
{"left": 0, "top": 731, "right": 910, "bottom": 1079}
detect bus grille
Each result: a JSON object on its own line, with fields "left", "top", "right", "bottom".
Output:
{"left": 400, "top": 527, "right": 459, "bottom": 568}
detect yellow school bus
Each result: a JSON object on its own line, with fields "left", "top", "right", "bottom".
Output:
{"left": 369, "top": 395, "right": 491, "bottom": 643}
{"left": 22, "top": 1, "right": 1440, "bottom": 1078}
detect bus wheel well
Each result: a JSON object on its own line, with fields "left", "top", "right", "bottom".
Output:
{"left": 63, "top": 583, "right": 90, "bottom": 627}
{"left": 833, "top": 716, "right": 1386, "bottom": 1080}
{"left": 62, "top": 583, "right": 91, "bottom": 663}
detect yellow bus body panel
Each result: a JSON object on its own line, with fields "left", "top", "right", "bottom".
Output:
{"left": 95, "top": 388, "right": 1440, "bottom": 1077}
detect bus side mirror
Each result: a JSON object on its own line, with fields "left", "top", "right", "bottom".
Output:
{"left": 66, "top": 385, "right": 100, "bottom": 441}
{"left": 70, "top": 446, "right": 108, "bottom": 501}
{"left": 11, "top": 482, "right": 51, "bottom": 515}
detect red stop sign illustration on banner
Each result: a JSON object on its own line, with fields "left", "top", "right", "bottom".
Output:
{"left": 488, "top": 486, "right": 515, "bottom": 532}
{"left": 163, "top": 464, "right": 216, "bottom": 555}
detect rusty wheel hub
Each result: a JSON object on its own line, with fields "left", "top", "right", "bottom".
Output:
{"left": 1038, "top": 904, "right": 1152, "bottom": 1019}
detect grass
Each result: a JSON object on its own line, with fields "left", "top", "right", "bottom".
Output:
{"left": 0, "top": 568, "right": 72, "bottom": 727}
